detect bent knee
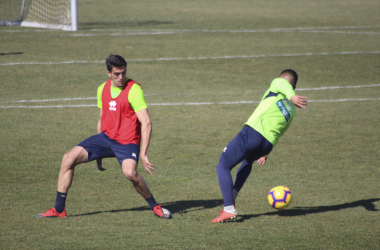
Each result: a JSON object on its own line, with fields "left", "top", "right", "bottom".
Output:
{"left": 123, "top": 169, "right": 139, "bottom": 182}
{"left": 62, "top": 147, "right": 87, "bottom": 167}
{"left": 62, "top": 152, "right": 78, "bottom": 166}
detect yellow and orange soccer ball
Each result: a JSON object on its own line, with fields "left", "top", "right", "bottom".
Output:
{"left": 268, "top": 186, "right": 293, "bottom": 210}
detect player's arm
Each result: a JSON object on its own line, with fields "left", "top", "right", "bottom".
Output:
{"left": 129, "top": 84, "right": 155, "bottom": 175}
{"left": 96, "top": 84, "right": 106, "bottom": 171}
{"left": 136, "top": 108, "right": 156, "bottom": 175}
{"left": 97, "top": 109, "right": 102, "bottom": 134}
{"left": 96, "top": 108, "right": 106, "bottom": 171}
{"left": 272, "top": 78, "right": 307, "bottom": 109}
{"left": 290, "top": 95, "right": 307, "bottom": 109}
{"left": 271, "top": 78, "right": 296, "bottom": 98}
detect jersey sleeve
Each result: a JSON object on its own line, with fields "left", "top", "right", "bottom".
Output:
{"left": 97, "top": 82, "right": 106, "bottom": 109}
{"left": 270, "top": 78, "right": 296, "bottom": 100}
{"left": 128, "top": 84, "right": 148, "bottom": 112}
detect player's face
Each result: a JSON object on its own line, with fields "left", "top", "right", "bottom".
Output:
{"left": 108, "top": 66, "right": 127, "bottom": 88}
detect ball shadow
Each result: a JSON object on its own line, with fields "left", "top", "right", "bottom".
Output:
{"left": 236, "top": 198, "right": 380, "bottom": 222}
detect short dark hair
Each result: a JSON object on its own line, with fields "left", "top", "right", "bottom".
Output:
{"left": 280, "top": 69, "right": 298, "bottom": 86}
{"left": 105, "top": 54, "right": 127, "bottom": 72}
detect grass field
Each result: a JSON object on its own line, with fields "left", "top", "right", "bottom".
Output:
{"left": 1, "top": 0, "right": 380, "bottom": 249}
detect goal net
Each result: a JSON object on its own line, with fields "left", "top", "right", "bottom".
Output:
{"left": 0, "top": 0, "right": 77, "bottom": 31}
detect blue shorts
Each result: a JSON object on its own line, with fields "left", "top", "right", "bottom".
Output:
{"left": 77, "top": 132, "right": 140, "bottom": 166}
{"left": 221, "top": 125, "right": 273, "bottom": 167}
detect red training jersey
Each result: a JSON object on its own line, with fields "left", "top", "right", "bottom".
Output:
{"left": 101, "top": 79, "right": 141, "bottom": 145}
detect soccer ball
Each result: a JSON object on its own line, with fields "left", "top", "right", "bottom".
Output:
{"left": 268, "top": 186, "right": 292, "bottom": 210}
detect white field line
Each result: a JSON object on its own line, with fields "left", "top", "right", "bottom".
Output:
{"left": 296, "top": 83, "right": 380, "bottom": 91}
{"left": 1, "top": 97, "right": 379, "bottom": 109}
{"left": 2, "top": 84, "right": 380, "bottom": 108}
{"left": 7, "top": 97, "right": 97, "bottom": 103}
{"left": 4, "top": 83, "right": 380, "bottom": 104}
{"left": 0, "top": 60, "right": 104, "bottom": 66}
{"left": 1, "top": 25, "right": 379, "bottom": 34}
{"left": 0, "top": 104, "right": 97, "bottom": 108}
{"left": 70, "top": 29, "right": 380, "bottom": 37}
{"left": 299, "top": 30, "right": 380, "bottom": 35}
{"left": 307, "top": 98, "right": 380, "bottom": 103}
{"left": 1, "top": 51, "right": 380, "bottom": 66}
{"left": 90, "top": 26, "right": 380, "bottom": 32}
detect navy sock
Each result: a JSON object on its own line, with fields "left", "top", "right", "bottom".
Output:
{"left": 145, "top": 195, "right": 159, "bottom": 210}
{"left": 54, "top": 191, "right": 67, "bottom": 213}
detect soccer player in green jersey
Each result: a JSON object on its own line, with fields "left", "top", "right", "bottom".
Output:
{"left": 211, "top": 69, "right": 307, "bottom": 223}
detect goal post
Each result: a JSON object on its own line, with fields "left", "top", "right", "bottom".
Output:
{"left": 0, "top": 0, "right": 77, "bottom": 31}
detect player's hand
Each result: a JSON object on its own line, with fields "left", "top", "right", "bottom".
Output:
{"left": 257, "top": 156, "right": 267, "bottom": 165}
{"left": 140, "top": 155, "right": 156, "bottom": 175}
{"left": 290, "top": 95, "right": 307, "bottom": 109}
{"left": 96, "top": 159, "right": 106, "bottom": 171}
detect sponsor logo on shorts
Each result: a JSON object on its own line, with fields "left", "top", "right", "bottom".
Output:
{"left": 109, "top": 100, "right": 117, "bottom": 111}
{"left": 223, "top": 147, "right": 227, "bottom": 152}
{"left": 132, "top": 153, "right": 137, "bottom": 158}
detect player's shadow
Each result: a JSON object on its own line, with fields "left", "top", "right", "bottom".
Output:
{"left": 0, "top": 52, "right": 24, "bottom": 56}
{"left": 79, "top": 20, "right": 174, "bottom": 30}
{"left": 236, "top": 198, "right": 380, "bottom": 222}
{"left": 69, "top": 198, "right": 379, "bottom": 219}
{"left": 69, "top": 199, "right": 223, "bottom": 217}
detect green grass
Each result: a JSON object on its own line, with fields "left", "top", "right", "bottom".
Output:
{"left": 1, "top": 0, "right": 380, "bottom": 249}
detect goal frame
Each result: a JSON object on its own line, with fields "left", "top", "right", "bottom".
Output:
{"left": 20, "top": 0, "right": 77, "bottom": 31}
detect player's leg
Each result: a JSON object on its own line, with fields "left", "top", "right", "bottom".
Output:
{"left": 115, "top": 142, "right": 171, "bottom": 219}
{"left": 35, "top": 132, "right": 114, "bottom": 218}
{"left": 216, "top": 157, "right": 238, "bottom": 209}
{"left": 34, "top": 146, "right": 89, "bottom": 218}
{"left": 122, "top": 158, "right": 152, "bottom": 198}
{"left": 216, "top": 129, "right": 248, "bottom": 206}
{"left": 212, "top": 130, "right": 247, "bottom": 223}
{"left": 232, "top": 126, "right": 273, "bottom": 204}
{"left": 58, "top": 146, "right": 89, "bottom": 193}
{"left": 232, "top": 159, "right": 253, "bottom": 203}
{"left": 121, "top": 158, "right": 172, "bottom": 219}
{"left": 54, "top": 146, "right": 89, "bottom": 212}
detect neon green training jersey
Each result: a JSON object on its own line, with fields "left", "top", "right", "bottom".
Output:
{"left": 245, "top": 78, "right": 296, "bottom": 147}
{"left": 97, "top": 78, "right": 148, "bottom": 112}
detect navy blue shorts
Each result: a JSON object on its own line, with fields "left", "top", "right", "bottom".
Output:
{"left": 77, "top": 132, "right": 140, "bottom": 166}
{"left": 221, "top": 125, "right": 273, "bottom": 168}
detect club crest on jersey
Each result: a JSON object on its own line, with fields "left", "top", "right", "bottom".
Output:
{"left": 109, "top": 100, "right": 117, "bottom": 111}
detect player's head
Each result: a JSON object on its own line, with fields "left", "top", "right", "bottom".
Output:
{"left": 279, "top": 69, "right": 298, "bottom": 90}
{"left": 106, "top": 54, "right": 127, "bottom": 72}
{"left": 106, "top": 55, "right": 127, "bottom": 87}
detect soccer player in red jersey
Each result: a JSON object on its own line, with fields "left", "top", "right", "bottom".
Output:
{"left": 35, "top": 55, "right": 171, "bottom": 219}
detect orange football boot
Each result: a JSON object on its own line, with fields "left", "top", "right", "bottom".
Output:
{"left": 211, "top": 210, "right": 237, "bottom": 223}
{"left": 35, "top": 208, "right": 67, "bottom": 218}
